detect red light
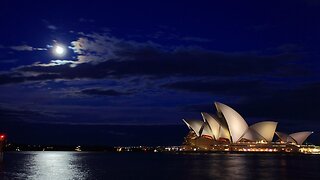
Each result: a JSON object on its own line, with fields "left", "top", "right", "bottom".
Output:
{"left": 0, "top": 135, "right": 5, "bottom": 139}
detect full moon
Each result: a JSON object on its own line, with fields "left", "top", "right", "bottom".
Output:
{"left": 53, "top": 45, "right": 66, "bottom": 56}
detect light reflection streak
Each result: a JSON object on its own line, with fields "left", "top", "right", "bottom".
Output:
{"left": 26, "top": 152, "right": 88, "bottom": 180}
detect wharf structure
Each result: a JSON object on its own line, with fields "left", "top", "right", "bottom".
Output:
{"left": 182, "top": 102, "right": 319, "bottom": 154}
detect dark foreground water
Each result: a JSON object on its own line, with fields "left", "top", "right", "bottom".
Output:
{"left": 0, "top": 152, "right": 319, "bottom": 180}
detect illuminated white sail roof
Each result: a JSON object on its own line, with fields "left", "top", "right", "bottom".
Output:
{"left": 275, "top": 131, "right": 313, "bottom": 145}
{"left": 289, "top": 131, "right": 313, "bottom": 145}
{"left": 241, "top": 128, "right": 266, "bottom": 141}
{"left": 201, "top": 112, "right": 231, "bottom": 140}
{"left": 201, "top": 112, "right": 219, "bottom": 139}
{"left": 182, "top": 119, "right": 203, "bottom": 136}
{"left": 201, "top": 122, "right": 214, "bottom": 138}
{"left": 250, "top": 121, "right": 277, "bottom": 142}
{"left": 275, "top": 132, "right": 290, "bottom": 142}
{"left": 218, "top": 125, "right": 231, "bottom": 141}
{"left": 215, "top": 102, "right": 248, "bottom": 143}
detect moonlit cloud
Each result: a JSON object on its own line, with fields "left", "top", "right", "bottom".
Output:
{"left": 70, "top": 32, "right": 163, "bottom": 64}
{"left": 10, "top": 45, "right": 47, "bottom": 51}
{"left": 35, "top": 60, "right": 76, "bottom": 67}
{"left": 47, "top": 25, "right": 57, "bottom": 30}
{"left": 70, "top": 33, "right": 120, "bottom": 56}
{"left": 10, "top": 45, "right": 33, "bottom": 51}
{"left": 42, "top": 19, "right": 58, "bottom": 31}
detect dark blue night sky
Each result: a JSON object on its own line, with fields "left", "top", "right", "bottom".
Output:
{"left": 0, "top": 0, "right": 319, "bottom": 145}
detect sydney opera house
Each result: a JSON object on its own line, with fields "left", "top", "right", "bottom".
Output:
{"left": 181, "top": 102, "right": 319, "bottom": 154}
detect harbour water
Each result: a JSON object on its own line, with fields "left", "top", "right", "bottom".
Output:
{"left": 0, "top": 152, "right": 319, "bottom": 179}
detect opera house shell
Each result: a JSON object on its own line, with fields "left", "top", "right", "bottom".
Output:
{"left": 182, "top": 102, "right": 314, "bottom": 151}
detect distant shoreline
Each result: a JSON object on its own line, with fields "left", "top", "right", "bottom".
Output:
{"left": 3, "top": 143, "right": 320, "bottom": 155}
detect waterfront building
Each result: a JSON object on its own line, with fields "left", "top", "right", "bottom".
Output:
{"left": 182, "top": 102, "right": 318, "bottom": 154}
